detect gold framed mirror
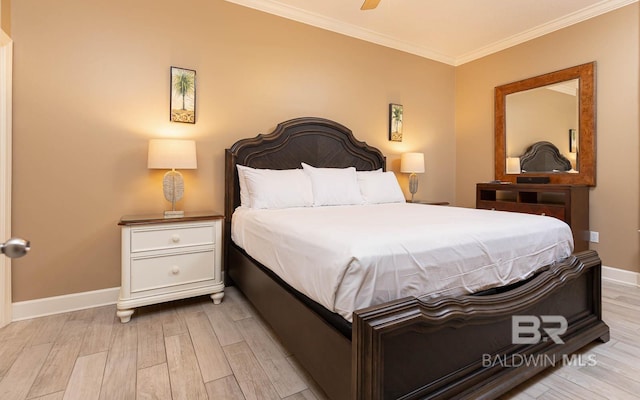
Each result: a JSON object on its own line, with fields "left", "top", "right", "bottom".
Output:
{"left": 495, "top": 62, "right": 596, "bottom": 186}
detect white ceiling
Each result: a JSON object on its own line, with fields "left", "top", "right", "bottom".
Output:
{"left": 225, "top": 0, "right": 637, "bottom": 65}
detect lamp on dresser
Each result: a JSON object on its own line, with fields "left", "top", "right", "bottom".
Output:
{"left": 506, "top": 157, "right": 521, "bottom": 174}
{"left": 148, "top": 139, "right": 197, "bottom": 218}
{"left": 400, "top": 152, "right": 425, "bottom": 203}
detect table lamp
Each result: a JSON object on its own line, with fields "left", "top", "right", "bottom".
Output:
{"left": 400, "top": 152, "right": 425, "bottom": 203}
{"left": 506, "top": 157, "right": 521, "bottom": 174}
{"left": 148, "top": 139, "right": 197, "bottom": 218}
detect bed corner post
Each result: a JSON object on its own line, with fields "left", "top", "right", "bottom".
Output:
{"left": 352, "top": 307, "right": 375, "bottom": 400}
{"left": 352, "top": 298, "right": 420, "bottom": 400}
{"left": 581, "top": 250, "right": 610, "bottom": 343}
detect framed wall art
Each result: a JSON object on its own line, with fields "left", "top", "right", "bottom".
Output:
{"left": 569, "top": 129, "right": 577, "bottom": 153}
{"left": 389, "top": 103, "right": 403, "bottom": 142}
{"left": 170, "top": 66, "right": 196, "bottom": 124}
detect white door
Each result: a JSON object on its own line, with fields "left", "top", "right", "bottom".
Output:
{"left": 0, "top": 29, "right": 13, "bottom": 328}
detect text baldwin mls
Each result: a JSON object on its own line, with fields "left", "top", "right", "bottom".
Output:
{"left": 482, "top": 353, "right": 597, "bottom": 368}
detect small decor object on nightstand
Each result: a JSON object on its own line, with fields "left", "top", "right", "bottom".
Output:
{"left": 401, "top": 152, "right": 425, "bottom": 202}
{"left": 148, "top": 139, "right": 197, "bottom": 218}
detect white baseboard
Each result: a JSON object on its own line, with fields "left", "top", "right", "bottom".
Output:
{"left": 9, "top": 267, "right": 637, "bottom": 321}
{"left": 11, "top": 271, "right": 227, "bottom": 321}
{"left": 602, "top": 265, "right": 640, "bottom": 287}
{"left": 12, "top": 287, "right": 120, "bottom": 321}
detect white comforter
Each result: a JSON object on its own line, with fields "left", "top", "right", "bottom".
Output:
{"left": 232, "top": 203, "right": 573, "bottom": 322}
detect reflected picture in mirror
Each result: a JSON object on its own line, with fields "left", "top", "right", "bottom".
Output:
{"left": 494, "top": 62, "right": 596, "bottom": 186}
{"left": 569, "top": 129, "right": 578, "bottom": 153}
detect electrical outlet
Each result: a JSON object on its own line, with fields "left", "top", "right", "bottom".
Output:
{"left": 589, "top": 231, "right": 599, "bottom": 243}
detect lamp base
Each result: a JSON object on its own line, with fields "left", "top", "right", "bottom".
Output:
{"left": 164, "top": 210, "right": 185, "bottom": 218}
{"left": 408, "top": 173, "right": 419, "bottom": 203}
{"left": 162, "top": 169, "right": 185, "bottom": 218}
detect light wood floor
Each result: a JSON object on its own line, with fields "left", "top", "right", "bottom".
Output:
{"left": 0, "top": 280, "right": 638, "bottom": 400}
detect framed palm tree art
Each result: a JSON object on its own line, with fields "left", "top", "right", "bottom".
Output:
{"left": 170, "top": 66, "right": 196, "bottom": 124}
{"left": 389, "top": 103, "right": 403, "bottom": 141}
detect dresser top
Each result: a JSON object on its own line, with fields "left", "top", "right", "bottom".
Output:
{"left": 477, "top": 182, "right": 589, "bottom": 191}
{"left": 118, "top": 211, "right": 223, "bottom": 226}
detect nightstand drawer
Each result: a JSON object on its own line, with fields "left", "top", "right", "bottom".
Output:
{"left": 130, "top": 250, "right": 215, "bottom": 293}
{"left": 131, "top": 224, "right": 215, "bottom": 252}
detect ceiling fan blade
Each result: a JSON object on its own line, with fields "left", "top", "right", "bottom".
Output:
{"left": 361, "top": 0, "right": 381, "bottom": 10}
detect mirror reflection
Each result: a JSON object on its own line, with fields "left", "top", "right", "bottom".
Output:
{"left": 506, "top": 79, "right": 579, "bottom": 173}
{"left": 494, "top": 62, "right": 595, "bottom": 186}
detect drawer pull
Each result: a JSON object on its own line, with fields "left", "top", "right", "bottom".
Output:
{"left": 171, "top": 266, "right": 180, "bottom": 275}
{"left": 171, "top": 234, "right": 180, "bottom": 243}
{"left": 541, "top": 213, "right": 546, "bottom": 216}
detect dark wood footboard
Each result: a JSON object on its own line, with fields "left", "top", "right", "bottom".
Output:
{"left": 353, "top": 250, "right": 609, "bottom": 400}
{"left": 228, "top": 244, "right": 608, "bottom": 400}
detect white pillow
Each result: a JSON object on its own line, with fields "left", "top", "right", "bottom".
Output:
{"left": 301, "top": 163, "right": 364, "bottom": 206}
{"left": 357, "top": 168, "right": 382, "bottom": 177}
{"left": 236, "top": 164, "right": 252, "bottom": 207}
{"left": 357, "top": 171, "right": 406, "bottom": 204}
{"left": 241, "top": 166, "right": 313, "bottom": 209}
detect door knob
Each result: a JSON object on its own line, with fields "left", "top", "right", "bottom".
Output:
{"left": 1, "top": 238, "right": 30, "bottom": 258}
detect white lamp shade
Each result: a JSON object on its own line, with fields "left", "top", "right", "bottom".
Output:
{"left": 400, "top": 152, "right": 425, "bottom": 173}
{"left": 506, "top": 157, "right": 521, "bottom": 174}
{"left": 148, "top": 139, "right": 197, "bottom": 170}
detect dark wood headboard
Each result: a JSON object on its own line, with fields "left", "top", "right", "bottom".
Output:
{"left": 520, "top": 141, "right": 572, "bottom": 172}
{"left": 224, "top": 116, "right": 386, "bottom": 245}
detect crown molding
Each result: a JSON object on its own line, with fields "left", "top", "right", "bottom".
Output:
{"left": 547, "top": 81, "right": 578, "bottom": 96}
{"left": 226, "top": 0, "right": 638, "bottom": 66}
{"left": 224, "top": 0, "right": 455, "bottom": 65}
{"left": 455, "top": 0, "right": 638, "bottom": 65}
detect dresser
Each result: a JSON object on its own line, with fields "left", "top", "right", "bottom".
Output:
{"left": 117, "top": 211, "right": 224, "bottom": 323}
{"left": 476, "top": 183, "right": 589, "bottom": 252}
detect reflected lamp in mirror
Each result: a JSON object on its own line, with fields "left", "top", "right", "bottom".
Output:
{"left": 400, "top": 152, "right": 425, "bottom": 203}
{"left": 148, "top": 139, "right": 197, "bottom": 218}
{"left": 506, "top": 157, "right": 521, "bottom": 174}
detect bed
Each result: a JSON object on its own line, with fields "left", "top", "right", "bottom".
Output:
{"left": 224, "top": 117, "right": 609, "bottom": 400}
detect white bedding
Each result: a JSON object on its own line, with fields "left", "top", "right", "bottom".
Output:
{"left": 232, "top": 203, "right": 573, "bottom": 322}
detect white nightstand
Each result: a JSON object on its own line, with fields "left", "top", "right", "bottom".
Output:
{"left": 116, "top": 211, "right": 224, "bottom": 323}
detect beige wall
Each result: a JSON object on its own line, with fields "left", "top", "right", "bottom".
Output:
{"left": 456, "top": 4, "right": 639, "bottom": 272}
{"left": 11, "top": 0, "right": 638, "bottom": 302}
{"left": 10, "top": 0, "right": 456, "bottom": 301}
{"left": 0, "top": 0, "right": 9, "bottom": 35}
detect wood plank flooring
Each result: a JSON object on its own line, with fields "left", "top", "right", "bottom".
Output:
{"left": 0, "top": 280, "right": 638, "bottom": 400}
